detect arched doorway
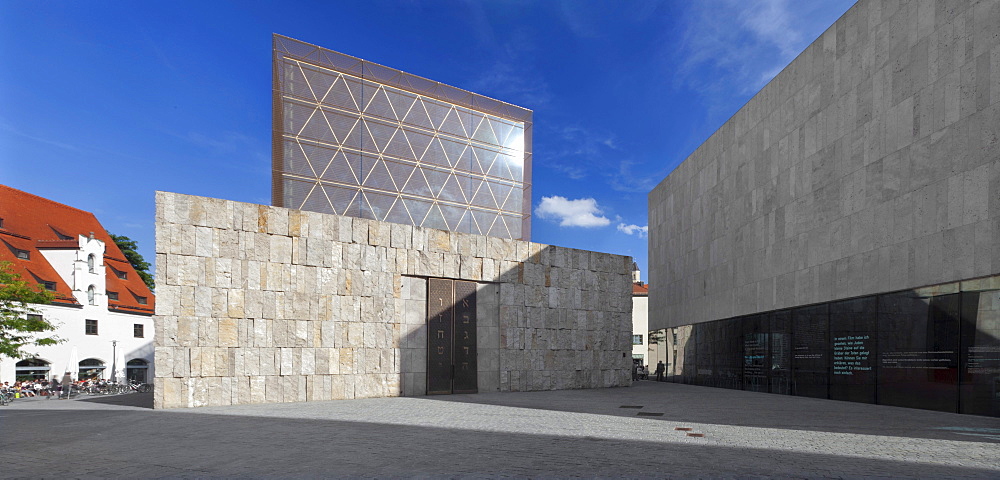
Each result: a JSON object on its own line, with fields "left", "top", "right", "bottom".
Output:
{"left": 15, "top": 358, "right": 50, "bottom": 381}
{"left": 78, "top": 358, "right": 106, "bottom": 380}
{"left": 126, "top": 359, "right": 148, "bottom": 383}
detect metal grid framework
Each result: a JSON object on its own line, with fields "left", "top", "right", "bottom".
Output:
{"left": 272, "top": 34, "right": 533, "bottom": 240}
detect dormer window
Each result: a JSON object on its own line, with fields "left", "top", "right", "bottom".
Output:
{"left": 115, "top": 270, "right": 127, "bottom": 280}
{"left": 88, "top": 254, "right": 96, "bottom": 273}
{"left": 136, "top": 296, "right": 148, "bottom": 305}
{"left": 43, "top": 281, "right": 56, "bottom": 291}
{"left": 107, "top": 291, "right": 119, "bottom": 301}
{"left": 15, "top": 249, "right": 29, "bottom": 260}
{"left": 0, "top": 218, "right": 4, "bottom": 228}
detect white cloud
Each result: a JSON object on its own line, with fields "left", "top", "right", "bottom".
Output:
{"left": 542, "top": 124, "right": 619, "bottom": 180}
{"left": 470, "top": 60, "right": 552, "bottom": 108}
{"left": 617, "top": 223, "right": 648, "bottom": 237}
{"left": 741, "top": 0, "right": 802, "bottom": 59}
{"left": 672, "top": 0, "right": 854, "bottom": 102}
{"left": 535, "top": 196, "right": 611, "bottom": 228}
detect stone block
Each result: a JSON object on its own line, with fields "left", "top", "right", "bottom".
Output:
{"left": 269, "top": 235, "right": 292, "bottom": 264}
{"left": 258, "top": 347, "right": 276, "bottom": 376}
{"left": 301, "top": 348, "right": 316, "bottom": 375}
{"left": 343, "top": 373, "right": 356, "bottom": 399}
{"left": 352, "top": 218, "right": 369, "bottom": 245}
{"left": 428, "top": 229, "right": 451, "bottom": 253}
{"left": 369, "top": 221, "right": 390, "bottom": 246}
{"left": 460, "top": 256, "right": 483, "bottom": 281}
{"left": 193, "top": 226, "right": 214, "bottom": 257}
{"left": 218, "top": 318, "right": 239, "bottom": 347}
{"left": 331, "top": 374, "right": 345, "bottom": 400}
{"left": 264, "top": 206, "right": 289, "bottom": 236}
{"left": 154, "top": 346, "right": 172, "bottom": 378}
{"left": 280, "top": 348, "right": 301, "bottom": 376}
{"left": 442, "top": 253, "right": 460, "bottom": 278}
{"left": 249, "top": 375, "right": 266, "bottom": 404}
{"left": 336, "top": 216, "right": 353, "bottom": 243}
{"left": 177, "top": 316, "right": 199, "bottom": 347}
{"left": 265, "top": 375, "right": 283, "bottom": 404}
{"left": 339, "top": 348, "right": 354, "bottom": 375}
{"left": 389, "top": 223, "right": 412, "bottom": 249}
{"left": 161, "top": 377, "right": 186, "bottom": 409}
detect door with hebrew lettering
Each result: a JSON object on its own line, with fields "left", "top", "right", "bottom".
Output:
{"left": 427, "top": 278, "right": 478, "bottom": 394}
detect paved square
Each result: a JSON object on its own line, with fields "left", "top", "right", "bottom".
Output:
{"left": 2, "top": 381, "right": 999, "bottom": 478}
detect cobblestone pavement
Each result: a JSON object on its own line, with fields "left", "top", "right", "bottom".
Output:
{"left": 2, "top": 381, "right": 999, "bottom": 479}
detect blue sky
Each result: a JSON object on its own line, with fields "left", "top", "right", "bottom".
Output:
{"left": 1, "top": 0, "right": 855, "bottom": 283}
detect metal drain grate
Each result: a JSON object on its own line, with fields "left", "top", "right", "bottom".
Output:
{"left": 637, "top": 412, "right": 664, "bottom": 417}
{"left": 619, "top": 405, "right": 644, "bottom": 409}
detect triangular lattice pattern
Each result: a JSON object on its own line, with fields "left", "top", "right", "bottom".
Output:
{"left": 275, "top": 53, "right": 530, "bottom": 240}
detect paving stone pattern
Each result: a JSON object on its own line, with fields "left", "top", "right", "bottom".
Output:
{"left": 3, "top": 382, "right": 999, "bottom": 478}
{"left": 154, "top": 192, "right": 633, "bottom": 408}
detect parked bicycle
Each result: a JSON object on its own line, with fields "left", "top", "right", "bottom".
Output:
{"left": 79, "top": 379, "right": 151, "bottom": 396}
{"left": 128, "top": 379, "right": 152, "bottom": 393}
{"left": 0, "top": 387, "right": 15, "bottom": 406}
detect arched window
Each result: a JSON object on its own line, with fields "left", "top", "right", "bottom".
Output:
{"left": 126, "top": 359, "right": 149, "bottom": 383}
{"left": 15, "top": 358, "right": 51, "bottom": 381}
{"left": 87, "top": 285, "right": 96, "bottom": 305}
{"left": 79, "top": 358, "right": 106, "bottom": 380}
{"left": 88, "top": 254, "right": 96, "bottom": 273}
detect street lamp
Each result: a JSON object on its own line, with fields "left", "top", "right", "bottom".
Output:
{"left": 111, "top": 340, "right": 118, "bottom": 381}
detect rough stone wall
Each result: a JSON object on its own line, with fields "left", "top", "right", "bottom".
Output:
{"left": 154, "top": 192, "right": 632, "bottom": 408}
{"left": 649, "top": 0, "right": 1000, "bottom": 328}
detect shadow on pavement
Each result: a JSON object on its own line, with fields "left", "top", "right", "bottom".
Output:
{"left": 419, "top": 381, "right": 1000, "bottom": 444}
{"left": 76, "top": 392, "right": 153, "bottom": 409}
{"left": 0, "top": 407, "right": 997, "bottom": 478}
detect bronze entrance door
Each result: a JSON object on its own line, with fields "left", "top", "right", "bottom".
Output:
{"left": 427, "top": 279, "right": 478, "bottom": 394}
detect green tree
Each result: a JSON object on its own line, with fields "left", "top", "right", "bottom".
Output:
{"left": 0, "top": 261, "right": 60, "bottom": 359}
{"left": 109, "top": 233, "right": 154, "bottom": 291}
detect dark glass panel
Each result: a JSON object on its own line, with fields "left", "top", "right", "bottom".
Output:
{"left": 718, "top": 317, "right": 743, "bottom": 390}
{"left": 678, "top": 325, "right": 696, "bottom": 384}
{"left": 686, "top": 323, "right": 703, "bottom": 385}
{"left": 959, "top": 290, "right": 1000, "bottom": 417}
{"left": 743, "top": 314, "right": 770, "bottom": 392}
{"left": 877, "top": 292, "right": 960, "bottom": 413}
{"left": 792, "top": 304, "right": 829, "bottom": 399}
{"left": 829, "top": 296, "right": 877, "bottom": 404}
{"left": 694, "top": 322, "right": 713, "bottom": 387}
{"left": 770, "top": 310, "right": 792, "bottom": 394}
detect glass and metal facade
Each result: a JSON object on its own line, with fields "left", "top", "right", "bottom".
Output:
{"left": 272, "top": 34, "right": 533, "bottom": 240}
{"left": 648, "top": 275, "right": 1000, "bottom": 417}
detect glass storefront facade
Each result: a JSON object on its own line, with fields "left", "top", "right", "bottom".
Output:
{"left": 272, "top": 35, "right": 533, "bottom": 240}
{"left": 649, "top": 276, "right": 1000, "bottom": 417}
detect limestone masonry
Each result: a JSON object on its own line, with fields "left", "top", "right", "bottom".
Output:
{"left": 649, "top": 0, "right": 1000, "bottom": 327}
{"left": 154, "top": 191, "right": 632, "bottom": 408}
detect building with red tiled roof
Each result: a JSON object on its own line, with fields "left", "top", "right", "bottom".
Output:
{"left": 0, "top": 185, "right": 155, "bottom": 383}
{"left": 631, "top": 261, "right": 649, "bottom": 368}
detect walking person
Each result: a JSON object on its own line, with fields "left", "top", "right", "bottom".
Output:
{"left": 60, "top": 372, "right": 72, "bottom": 399}
{"left": 49, "top": 376, "right": 60, "bottom": 399}
{"left": 655, "top": 361, "right": 665, "bottom": 382}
